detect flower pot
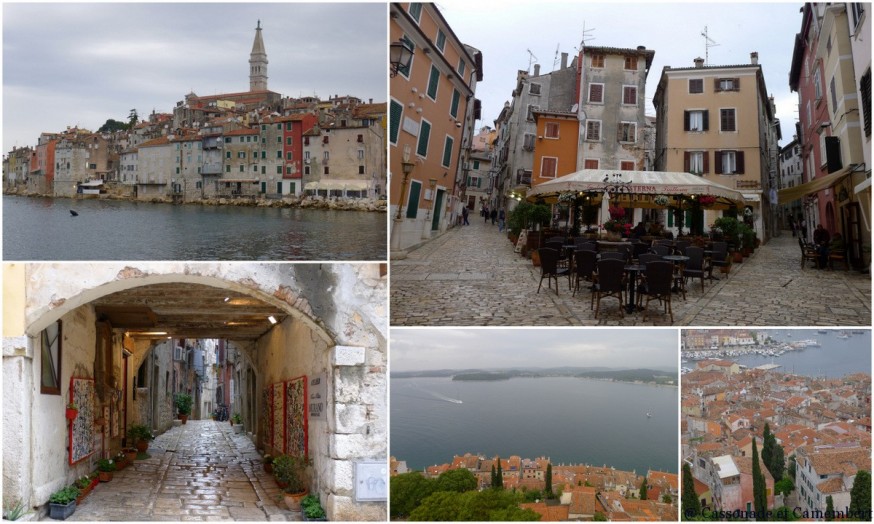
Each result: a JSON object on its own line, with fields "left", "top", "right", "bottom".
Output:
{"left": 98, "top": 471, "right": 113, "bottom": 482}
{"left": 179, "top": 414, "right": 188, "bottom": 425}
{"left": 264, "top": 463, "right": 273, "bottom": 474}
{"left": 125, "top": 449, "right": 138, "bottom": 463}
{"left": 604, "top": 231, "right": 621, "bottom": 241}
{"left": 531, "top": 250, "right": 541, "bottom": 267}
{"left": 65, "top": 408, "right": 78, "bottom": 421}
{"left": 284, "top": 490, "right": 309, "bottom": 512}
{"left": 135, "top": 441, "right": 149, "bottom": 453}
{"left": 732, "top": 251, "right": 744, "bottom": 263}
{"left": 49, "top": 501, "right": 76, "bottom": 520}
{"left": 233, "top": 424, "right": 243, "bottom": 434}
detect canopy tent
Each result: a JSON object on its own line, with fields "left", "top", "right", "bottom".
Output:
{"left": 777, "top": 167, "right": 850, "bottom": 204}
{"left": 526, "top": 169, "right": 746, "bottom": 209}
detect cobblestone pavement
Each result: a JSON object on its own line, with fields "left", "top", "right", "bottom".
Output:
{"left": 64, "top": 420, "right": 297, "bottom": 521}
{"left": 391, "top": 219, "right": 871, "bottom": 326}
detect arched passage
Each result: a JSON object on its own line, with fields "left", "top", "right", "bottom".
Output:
{"left": 3, "top": 263, "right": 387, "bottom": 521}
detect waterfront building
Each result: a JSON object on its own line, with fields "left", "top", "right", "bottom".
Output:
{"left": 795, "top": 444, "right": 870, "bottom": 516}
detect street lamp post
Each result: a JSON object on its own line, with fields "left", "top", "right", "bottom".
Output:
{"left": 389, "top": 41, "right": 413, "bottom": 77}
{"left": 426, "top": 178, "right": 437, "bottom": 220}
{"left": 396, "top": 160, "right": 415, "bottom": 220}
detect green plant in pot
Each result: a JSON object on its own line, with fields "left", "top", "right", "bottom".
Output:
{"left": 174, "top": 393, "right": 193, "bottom": 424}
{"left": 738, "top": 223, "right": 755, "bottom": 255}
{"left": 97, "top": 458, "right": 116, "bottom": 482}
{"left": 127, "top": 424, "right": 154, "bottom": 453}
{"left": 273, "top": 454, "right": 312, "bottom": 511}
{"left": 48, "top": 486, "right": 80, "bottom": 520}
{"left": 300, "top": 494, "right": 327, "bottom": 521}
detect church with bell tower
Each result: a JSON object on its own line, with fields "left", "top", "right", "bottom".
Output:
{"left": 249, "top": 20, "right": 268, "bottom": 92}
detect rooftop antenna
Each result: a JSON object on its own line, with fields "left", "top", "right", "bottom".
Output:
{"left": 552, "top": 43, "right": 561, "bottom": 72}
{"left": 526, "top": 48, "right": 538, "bottom": 73}
{"left": 701, "top": 26, "right": 719, "bottom": 66}
{"left": 579, "top": 20, "right": 596, "bottom": 51}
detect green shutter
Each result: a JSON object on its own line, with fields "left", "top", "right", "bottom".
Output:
{"left": 427, "top": 65, "right": 440, "bottom": 100}
{"left": 289, "top": 182, "right": 295, "bottom": 194}
{"left": 667, "top": 210, "right": 673, "bottom": 227}
{"left": 406, "top": 181, "right": 421, "bottom": 219}
{"left": 473, "top": 160, "right": 480, "bottom": 170}
{"left": 436, "top": 30, "right": 446, "bottom": 52}
{"left": 390, "top": 100, "right": 403, "bottom": 144}
{"left": 417, "top": 121, "right": 431, "bottom": 157}
{"left": 442, "top": 136, "right": 453, "bottom": 167}
{"left": 397, "top": 36, "right": 415, "bottom": 77}
{"left": 450, "top": 89, "right": 460, "bottom": 118}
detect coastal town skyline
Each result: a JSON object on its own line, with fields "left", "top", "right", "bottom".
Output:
{"left": 2, "top": 2, "right": 386, "bottom": 153}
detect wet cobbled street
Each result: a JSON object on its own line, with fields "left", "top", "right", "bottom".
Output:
{"left": 63, "top": 420, "right": 298, "bottom": 521}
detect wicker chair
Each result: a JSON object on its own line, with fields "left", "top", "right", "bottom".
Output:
{"left": 572, "top": 249, "right": 598, "bottom": 297}
{"left": 593, "top": 258, "right": 625, "bottom": 318}
{"left": 798, "top": 238, "right": 819, "bottom": 269}
{"left": 537, "top": 248, "right": 570, "bottom": 295}
{"left": 636, "top": 261, "right": 674, "bottom": 323}
{"left": 683, "top": 246, "right": 707, "bottom": 294}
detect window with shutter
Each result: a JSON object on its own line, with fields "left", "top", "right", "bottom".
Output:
{"left": 435, "top": 29, "right": 446, "bottom": 53}
{"left": 541, "top": 157, "right": 558, "bottom": 178}
{"left": 426, "top": 65, "right": 440, "bottom": 100}
{"left": 450, "top": 89, "right": 460, "bottom": 119}
{"left": 618, "top": 122, "right": 636, "bottom": 143}
{"left": 689, "top": 79, "right": 704, "bottom": 94}
{"left": 720, "top": 109, "right": 736, "bottom": 132}
{"left": 586, "top": 121, "right": 601, "bottom": 141}
{"left": 624, "top": 56, "right": 638, "bottom": 70}
{"left": 545, "top": 122, "right": 560, "bottom": 139}
{"left": 584, "top": 159, "right": 599, "bottom": 169}
{"left": 589, "top": 84, "right": 604, "bottom": 103}
{"left": 458, "top": 58, "right": 466, "bottom": 77}
{"left": 622, "top": 86, "right": 637, "bottom": 105}
{"left": 829, "top": 76, "right": 837, "bottom": 111}
{"left": 406, "top": 180, "right": 421, "bottom": 219}
{"left": 408, "top": 3, "right": 423, "bottom": 23}
{"left": 523, "top": 133, "right": 535, "bottom": 151}
{"left": 417, "top": 120, "right": 431, "bottom": 157}
{"left": 861, "top": 69, "right": 871, "bottom": 137}
{"left": 591, "top": 55, "right": 605, "bottom": 68}
{"left": 529, "top": 83, "right": 542, "bottom": 95}
{"left": 442, "top": 136, "right": 454, "bottom": 168}
{"left": 527, "top": 104, "right": 539, "bottom": 121}
{"left": 620, "top": 161, "right": 635, "bottom": 171}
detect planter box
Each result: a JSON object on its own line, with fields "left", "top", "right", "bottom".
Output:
{"left": 49, "top": 501, "right": 76, "bottom": 520}
{"left": 284, "top": 490, "right": 308, "bottom": 512}
{"left": 301, "top": 510, "right": 327, "bottom": 521}
{"left": 232, "top": 424, "right": 243, "bottom": 434}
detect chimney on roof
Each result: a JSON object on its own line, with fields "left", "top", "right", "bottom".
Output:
{"left": 751, "top": 51, "right": 759, "bottom": 65}
{"left": 694, "top": 57, "right": 705, "bottom": 68}
{"left": 637, "top": 45, "right": 646, "bottom": 51}
{"left": 369, "top": 98, "right": 373, "bottom": 104}
{"left": 561, "top": 52, "right": 568, "bottom": 69}
{"left": 533, "top": 64, "right": 540, "bottom": 76}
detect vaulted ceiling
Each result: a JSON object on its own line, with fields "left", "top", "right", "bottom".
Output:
{"left": 91, "top": 283, "right": 287, "bottom": 340}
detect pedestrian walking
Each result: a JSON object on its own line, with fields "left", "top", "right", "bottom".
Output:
{"left": 490, "top": 208, "right": 497, "bottom": 225}
{"left": 798, "top": 214, "right": 807, "bottom": 240}
{"left": 483, "top": 204, "right": 489, "bottom": 223}
{"left": 498, "top": 209, "right": 505, "bottom": 232}
{"left": 462, "top": 206, "right": 469, "bottom": 225}
{"left": 788, "top": 215, "right": 796, "bottom": 237}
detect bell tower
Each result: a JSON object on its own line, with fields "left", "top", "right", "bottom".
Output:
{"left": 249, "top": 20, "right": 268, "bottom": 91}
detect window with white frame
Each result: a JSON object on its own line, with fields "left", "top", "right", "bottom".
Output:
{"left": 814, "top": 68, "right": 822, "bottom": 101}
{"left": 622, "top": 85, "right": 637, "bottom": 105}
{"left": 720, "top": 108, "right": 736, "bottom": 132}
{"left": 715, "top": 150, "right": 744, "bottom": 174}
{"left": 851, "top": 3, "right": 865, "bottom": 30}
{"left": 540, "top": 156, "right": 558, "bottom": 178}
{"left": 544, "top": 122, "right": 560, "bottom": 139}
{"left": 716, "top": 78, "right": 739, "bottom": 91}
{"left": 522, "top": 133, "right": 535, "bottom": 151}
{"left": 618, "top": 122, "right": 636, "bottom": 143}
{"left": 435, "top": 29, "right": 446, "bottom": 53}
{"left": 684, "top": 110, "right": 709, "bottom": 132}
{"left": 589, "top": 83, "right": 604, "bottom": 103}
{"left": 408, "top": 3, "right": 423, "bottom": 23}
{"left": 586, "top": 120, "right": 601, "bottom": 141}
{"left": 687, "top": 151, "right": 706, "bottom": 174}
{"left": 624, "top": 56, "right": 638, "bottom": 70}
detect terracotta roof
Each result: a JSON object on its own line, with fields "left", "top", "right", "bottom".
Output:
{"left": 807, "top": 447, "right": 870, "bottom": 477}
{"left": 223, "top": 128, "right": 259, "bottom": 136}
{"left": 139, "top": 137, "right": 171, "bottom": 148}
{"left": 816, "top": 476, "right": 846, "bottom": 494}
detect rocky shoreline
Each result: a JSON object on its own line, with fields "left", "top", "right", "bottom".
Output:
{"left": 3, "top": 188, "right": 387, "bottom": 212}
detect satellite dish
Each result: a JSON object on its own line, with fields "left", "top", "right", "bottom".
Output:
{"left": 571, "top": 103, "right": 579, "bottom": 112}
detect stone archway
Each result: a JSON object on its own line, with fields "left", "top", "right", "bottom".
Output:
{"left": 3, "top": 263, "right": 387, "bottom": 521}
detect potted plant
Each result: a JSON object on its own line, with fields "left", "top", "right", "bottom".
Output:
{"left": 263, "top": 454, "right": 274, "bottom": 474}
{"left": 114, "top": 451, "right": 128, "bottom": 471}
{"left": 74, "top": 475, "right": 94, "bottom": 504}
{"left": 174, "top": 393, "right": 193, "bottom": 424}
{"left": 123, "top": 447, "right": 138, "bottom": 463}
{"left": 48, "top": 486, "right": 79, "bottom": 520}
{"left": 231, "top": 413, "right": 243, "bottom": 434}
{"left": 273, "top": 454, "right": 312, "bottom": 511}
{"left": 65, "top": 402, "right": 78, "bottom": 421}
{"left": 97, "top": 458, "right": 116, "bottom": 482}
{"left": 127, "top": 424, "right": 154, "bottom": 453}
{"left": 739, "top": 224, "right": 754, "bottom": 256}
{"left": 300, "top": 494, "right": 327, "bottom": 521}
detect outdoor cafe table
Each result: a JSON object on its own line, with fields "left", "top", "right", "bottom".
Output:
{"left": 624, "top": 263, "right": 646, "bottom": 314}
{"left": 661, "top": 255, "right": 689, "bottom": 293}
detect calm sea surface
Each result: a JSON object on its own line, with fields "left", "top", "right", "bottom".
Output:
{"left": 391, "top": 376, "right": 678, "bottom": 473}
{"left": 3, "top": 195, "right": 386, "bottom": 260}
{"left": 725, "top": 329, "right": 871, "bottom": 378}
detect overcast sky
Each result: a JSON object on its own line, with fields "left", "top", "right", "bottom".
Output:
{"left": 2, "top": 2, "right": 387, "bottom": 153}
{"left": 436, "top": 1, "right": 803, "bottom": 143}
{"left": 391, "top": 328, "right": 678, "bottom": 372}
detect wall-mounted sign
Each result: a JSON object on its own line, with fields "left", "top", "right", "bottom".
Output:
{"left": 308, "top": 373, "right": 327, "bottom": 421}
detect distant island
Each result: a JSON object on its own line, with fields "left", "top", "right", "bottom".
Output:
{"left": 393, "top": 366, "right": 677, "bottom": 386}
{"left": 452, "top": 372, "right": 511, "bottom": 381}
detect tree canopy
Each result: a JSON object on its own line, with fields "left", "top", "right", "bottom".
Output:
{"left": 848, "top": 469, "right": 871, "bottom": 519}
{"left": 408, "top": 488, "right": 540, "bottom": 521}
{"left": 681, "top": 463, "right": 702, "bottom": 520}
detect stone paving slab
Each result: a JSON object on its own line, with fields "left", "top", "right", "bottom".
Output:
{"left": 59, "top": 420, "right": 300, "bottom": 521}
{"left": 391, "top": 220, "right": 871, "bottom": 326}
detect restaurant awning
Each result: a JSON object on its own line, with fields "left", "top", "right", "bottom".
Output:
{"left": 777, "top": 167, "right": 850, "bottom": 204}
{"left": 304, "top": 180, "right": 369, "bottom": 191}
{"left": 526, "top": 169, "right": 746, "bottom": 208}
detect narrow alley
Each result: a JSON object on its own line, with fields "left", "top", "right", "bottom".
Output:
{"left": 66, "top": 420, "right": 293, "bottom": 521}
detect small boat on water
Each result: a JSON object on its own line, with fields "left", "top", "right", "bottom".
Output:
{"left": 837, "top": 332, "right": 850, "bottom": 339}
{"left": 646, "top": 412, "right": 652, "bottom": 418}
{"left": 851, "top": 330, "right": 866, "bottom": 335}
{"left": 817, "top": 329, "right": 829, "bottom": 334}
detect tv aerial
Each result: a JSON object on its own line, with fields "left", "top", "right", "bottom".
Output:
{"left": 701, "top": 26, "right": 720, "bottom": 65}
